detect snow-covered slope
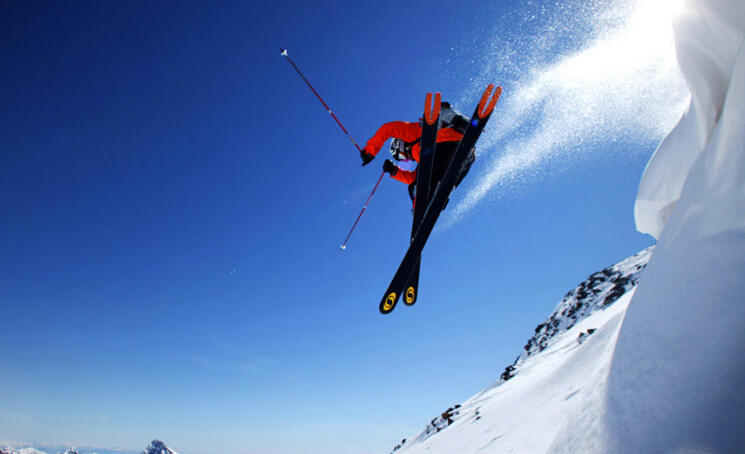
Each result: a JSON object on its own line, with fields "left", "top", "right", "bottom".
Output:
{"left": 514, "top": 248, "right": 651, "bottom": 366}
{"left": 391, "top": 248, "right": 652, "bottom": 454}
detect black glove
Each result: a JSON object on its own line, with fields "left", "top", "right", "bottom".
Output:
{"left": 383, "top": 159, "right": 398, "bottom": 176}
{"left": 360, "top": 150, "right": 374, "bottom": 166}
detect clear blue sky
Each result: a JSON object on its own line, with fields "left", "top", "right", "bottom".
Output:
{"left": 1, "top": 1, "right": 684, "bottom": 454}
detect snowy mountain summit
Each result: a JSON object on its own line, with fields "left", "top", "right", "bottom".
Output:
{"left": 515, "top": 247, "right": 651, "bottom": 366}
{"left": 141, "top": 440, "right": 178, "bottom": 454}
{"left": 391, "top": 248, "right": 652, "bottom": 454}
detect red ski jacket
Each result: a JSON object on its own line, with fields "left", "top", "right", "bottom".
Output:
{"left": 362, "top": 121, "right": 464, "bottom": 185}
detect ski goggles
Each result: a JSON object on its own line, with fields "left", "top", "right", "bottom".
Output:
{"left": 390, "top": 138, "right": 413, "bottom": 161}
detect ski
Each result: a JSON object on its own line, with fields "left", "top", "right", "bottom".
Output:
{"left": 379, "top": 84, "right": 502, "bottom": 314}
{"left": 403, "top": 92, "right": 441, "bottom": 307}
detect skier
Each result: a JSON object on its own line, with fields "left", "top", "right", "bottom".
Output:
{"left": 360, "top": 102, "right": 476, "bottom": 206}
{"left": 374, "top": 85, "right": 501, "bottom": 314}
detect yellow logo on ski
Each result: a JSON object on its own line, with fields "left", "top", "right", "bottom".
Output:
{"left": 383, "top": 293, "right": 397, "bottom": 312}
{"left": 405, "top": 286, "right": 416, "bottom": 304}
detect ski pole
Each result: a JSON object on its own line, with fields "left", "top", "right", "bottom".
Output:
{"left": 281, "top": 47, "right": 383, "bottom": 250}
{"left": 280, "top": 47, "right": 363, "bottom": 153}
{"left": 341, "top": 171, "right": 385, "bottom": 250}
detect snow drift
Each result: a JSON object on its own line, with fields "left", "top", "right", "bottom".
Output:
{"left": 603, "top": 0, "right": 745, "bottom": 451}
{"left": 635, "top": 0, "right": 745, "bottom": 238}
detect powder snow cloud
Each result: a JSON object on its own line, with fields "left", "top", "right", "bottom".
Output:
{"left": 443, "top": 0, "right": 689, "bottom": 226}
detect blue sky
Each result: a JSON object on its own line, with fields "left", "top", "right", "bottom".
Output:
{"left": 1, "top": 1, "right": 687, "bottom": 454}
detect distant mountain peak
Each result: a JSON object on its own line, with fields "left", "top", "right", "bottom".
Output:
{"left": 142, "top": 440, "right": 178, "bottom": 454}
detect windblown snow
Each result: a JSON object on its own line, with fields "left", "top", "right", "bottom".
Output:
{"left": 391, "top": 0, "right": 745, "bottom": 452}
{"left": 445, "top": 0, "right": 689, "bottom": 226}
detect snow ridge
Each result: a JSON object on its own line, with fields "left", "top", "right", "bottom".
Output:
{"left": 390, "top": 247, "right": 653, "bottom": 454}
{"left": 513, "top": 246, "right": 652, "bottom": 369}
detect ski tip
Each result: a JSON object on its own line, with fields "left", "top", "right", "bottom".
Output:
{"left": 477, "top": 84, "right": 502, "bottom": 119}
{"left": 405, "top": 286, "right": 417, "bottom": 305}
{"left": 380, "top": 292, "right": 398, "bottom": 314}
{"left": 424, "top": 92, "right": 442, "bottom": 125}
